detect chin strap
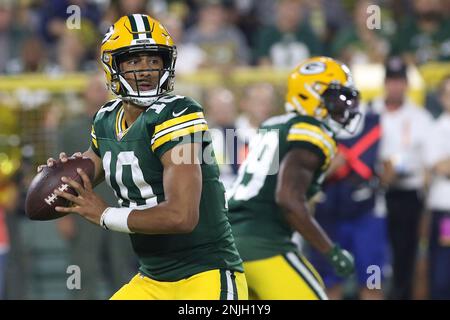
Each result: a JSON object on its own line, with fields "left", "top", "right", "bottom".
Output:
{"left": 122, "top": 95, "right": 159, "bottom": 107}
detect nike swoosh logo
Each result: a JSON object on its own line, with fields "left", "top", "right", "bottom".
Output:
{"left": 172, "top": 107, "right": 188, "bottom": 117}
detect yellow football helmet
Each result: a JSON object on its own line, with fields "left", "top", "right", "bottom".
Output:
{"left": 285, "top": 56, "right": 360, "bottom": 129}
{"left": 100, "top": 14, "right": 177, "bottom": 106}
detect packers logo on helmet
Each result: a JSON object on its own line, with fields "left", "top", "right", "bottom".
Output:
{"left": 100, "top": 14, "right": 177, "bottom": 107}
{"left": 285, "top": 56, "right": 360, "bottom": 130}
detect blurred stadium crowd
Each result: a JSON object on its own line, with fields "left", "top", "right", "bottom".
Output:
{"left": 0, "top": 0, "right": 449, "bottom": 299}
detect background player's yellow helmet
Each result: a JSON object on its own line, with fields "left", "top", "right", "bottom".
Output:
{"left": 100, "top": 14, "right": 176, "bottom": 106}
{"left": 285, "top": 56, "right": 360, "bottom": 129}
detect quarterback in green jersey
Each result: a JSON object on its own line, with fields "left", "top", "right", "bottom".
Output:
{"left": 38, "top": 14, "right": 247, "bottom": 300}
{"left": 228, "top": 56, "right": 358, "bottom": 300}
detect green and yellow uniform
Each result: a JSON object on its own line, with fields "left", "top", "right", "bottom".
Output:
{"left": 228, "top": 112, "right": 336, "bottom": 300}
{"left": 91, "top": 95, "right": 246, "bottom": 299}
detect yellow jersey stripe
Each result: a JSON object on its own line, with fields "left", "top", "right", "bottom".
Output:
{"left": 292, "top": 122, "right": 327, "bottom": 132}
{"left": 291, "top": 123, "right": 334, "bottom": 145}
{"left": 114, "top": 107, "right": 130, "bottom": 139}
{"left": 287, "top": 133, "right": 332, "bottom": 165}
{"left": 154, "top": 112, "right": 205, "bottom": 135}
{"left": 151, "top": 123, "right": 208, "bottom": 151}
{"left": 121, "top": 113, "right": 127, "bottom": 132}
{"left": 91, "top": 126, "right": 96, "bottom": 139}
{"left": 288, "top": 128, "right": 336, "bottom": 154}
{"left": 152, "top": 118, "right": 207, "bottom": 143}
{"left": 287, "top": 132, "right": 334, "bottom": 154}
{"left": 91, "top": 125, "right": 98, "bottom": 149}
{"left": 115, "top": 106, "right": 123, "bottom": 136}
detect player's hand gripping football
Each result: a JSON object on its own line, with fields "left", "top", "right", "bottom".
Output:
{"left": 38, "top": 152, "right": 108, "bottom": 225}
{"left": 37, "top": 151, "right": 83, "bottom": 172}
{"left": 326, "top": 244, "right": 355, "bottom": 278}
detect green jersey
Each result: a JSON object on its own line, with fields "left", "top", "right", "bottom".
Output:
{"left": 228, "top": 112, "right": 336, "bottom": 261}
{"left": 91, "top": 95, "right": 243, "bottom": 281}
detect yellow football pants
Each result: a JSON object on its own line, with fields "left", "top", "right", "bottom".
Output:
{"left": 244, "top": 252, "right": 328, "bottom": 300}
{"left": 110, "top": 269, "right": 248, "bottom": 300}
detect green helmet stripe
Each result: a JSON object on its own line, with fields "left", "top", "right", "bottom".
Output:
{"left": 127, "top": 15, "right": 139, "bottom": 39}
{"left": 142, "top": 15, "right": 152, "bottom": 39}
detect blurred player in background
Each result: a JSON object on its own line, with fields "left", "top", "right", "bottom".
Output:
{"left": 228, "top": 56, "right": 358, "bottom": 299}
{"left": 38, "top": 14, "right": 247, "bottom": 300}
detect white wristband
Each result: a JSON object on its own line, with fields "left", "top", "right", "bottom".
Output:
{"left": 100, "top": 207, "right": 134, "bottom": 233}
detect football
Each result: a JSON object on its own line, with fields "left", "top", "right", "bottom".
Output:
{"left": 25, "top": 157, "right": 95, "bottom": 221}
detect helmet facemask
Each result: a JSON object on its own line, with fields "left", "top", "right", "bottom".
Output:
{"left": 321, "top": 83, "right": 361, "bottom": 134}
{"left": 108, "top": 45, "right": 177, "bottom": 107}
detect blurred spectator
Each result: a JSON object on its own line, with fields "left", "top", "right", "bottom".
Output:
{"left": 235, "top": 82, "right": 278, "bottom": 154}
{"left": 237, "top": 82, "right": 278, "bottom": 133}
{"left": 0, "top": 1, "right": 13, "bottom": 73}
{"left": 424, "top": 76, "right": 450, "bottom": 299}
{"left": 308, "top": 102, "right": 386, "bottom": 300}
{"left": 391, "top": 0, "right": 450, "bottom": 65}
{"left": 56, "top": 74, "right": 135, "bottom": 299}
{"left": 184, "top": 0, "right": 250, "bottom": 68}
{"left": 302, "top": 0, "right": 327, "bottom": 43}
{"left": 254, "top": 0, "right": 321, "bottom": 69}
{"left": 9, "top": 22, "right": 98, "bottom": 74}
{"left": 161, "top": 14, "right": 206, "bottom": 75}
{"left": 39, "top": 0, "right": 101, "bottom": 44}
{"left": 204, "top": 87, "right": 239, "bottom": 190}
{"left": 231, "top": 0, "right": 276, "bottom": 48}
{"left": 332, "top": 0, "right": 390, "bottom": 65}
{"left": 55, "top": 26, "right": 98, "bottom": 73}
{"left": 6, "top": 35, "right": 55, "bottom": 74}
{"left": 387, "top": 0, "right": 415, "bottom": 24}
{"left": 303, "top": 0, "right": 352, "bottom": 54}
{"left": 112, "top": 0, "right": 149, "bottom": 16}
{"left": 232, "top": 0, "right": 276, "bottom": 27}
{"left": 57, "top": 30, "right": 85, "bottom": 72}
{"left": 378, "top": 57, "right": 433, "bottom": 300}
{"left": 323, "top": 0, "right": 354, "bottom": 33}
{"left": 15, "top": 0, "right": 42, "bottom": 32}
{"left": 101, "top": 0, "right": 150, "bottom": 32}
